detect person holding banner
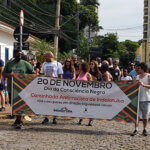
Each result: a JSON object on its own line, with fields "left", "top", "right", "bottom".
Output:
{"left": 40, "top": 51, "right": 63, "bottom": 125}
{"left": 131, "top": 62, "right": 150, "bottom": 136}
{"left": 3, "top": 49, "right": 35, "bottom": 129}
{"left": 77, "top": 62, "right": 93, "bottom": 126}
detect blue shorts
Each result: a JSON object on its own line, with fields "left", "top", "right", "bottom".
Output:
{"left": 3, "top": 91, "right": 8, "bottom": 96}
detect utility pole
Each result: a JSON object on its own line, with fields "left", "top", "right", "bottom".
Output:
{"left": 54, "top": 0, "right": 60, "bottom": 60}
{"left": 76, "top": 11, "right": 80, "bottom": 54}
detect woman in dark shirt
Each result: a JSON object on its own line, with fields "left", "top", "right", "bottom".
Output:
{"left": 63, "top": 58, "right": 76, "bottom": 80}
{"left": 89, "top": 60, "right": 101, "bottom": 81}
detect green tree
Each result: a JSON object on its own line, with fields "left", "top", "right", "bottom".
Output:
{"left": 0, "top": 0, "right": 99, "bottom": 58}
{"left": 30, "top": 39, "right": 54, "bottom": 63}
{"left": 138, "top": 39, "right": 143, "bottom": 45}
{"left": 80, "top": 0, "right": 100, "bottom": 8}
{"left": 122, "top": 40, "right": 140, "bottom": 63}
{"left": 79, "top": 32, "right": 89, "bottom": 61}
{"left": 96, "top": 33, "right": 120, "bottom": 59}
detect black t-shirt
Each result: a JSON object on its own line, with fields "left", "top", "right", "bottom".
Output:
{"left": 109, "top": 68, "right": 120, "bottom": 81}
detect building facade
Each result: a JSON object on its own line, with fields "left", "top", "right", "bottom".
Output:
{"left": 0, "top": 21, "right": 38, "bottom": 64}
{"left": 0, "top": 21, "right": 15, "bottom": 64}
{"left": 143, "top": 0, "right": 150, "bottom": 63}
{"left": 136, "top": 0, "right": 150, "bottom": 64}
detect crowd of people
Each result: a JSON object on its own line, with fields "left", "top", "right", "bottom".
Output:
{"left": 0, "top": 50, "right": 150, "bottom": 136}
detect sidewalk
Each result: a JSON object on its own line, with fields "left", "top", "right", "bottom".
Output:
{"left": 0, "top": 104, "right": 11, "bottom": 119}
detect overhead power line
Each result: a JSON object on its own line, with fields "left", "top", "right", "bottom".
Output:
{"left": 10, "top": 0, "right": 54, "bottom": 28}
{"left": 18, "top": 0, "right": 56, "bottom": 18}
{"left": 0, "top": 4, "right": 53, "bottom": 32}
{"left": 102, "top": 25, "right": 142, "bottom": 31}
{"left": 25, "top": 0, "right": 67, "bottom": 20}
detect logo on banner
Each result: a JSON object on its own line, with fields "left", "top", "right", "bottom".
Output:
{"left": 53, "top": 107, "right": 72, "bottom": 113}
{"left": 84, "top": 108, "right": 88, "bottom": 113}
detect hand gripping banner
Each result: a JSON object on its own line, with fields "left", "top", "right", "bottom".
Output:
{"left": 12, "top": 74, "right": 139, "bottom": 123}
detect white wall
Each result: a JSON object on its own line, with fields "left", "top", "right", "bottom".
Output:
{"left": 0, "top": 30, "right": 15, "bottom": 64}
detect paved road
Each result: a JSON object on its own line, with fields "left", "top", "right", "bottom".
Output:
{"left": 0, "top": 116, "right": 149, "bottom": 150}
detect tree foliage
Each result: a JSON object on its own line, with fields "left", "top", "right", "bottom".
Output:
{"left": 94, "top": 33, "right": 140, "bottom": 67}
{"left": 121, "top": 40, "right": 139, "bottom": 63}
{"left": 0, "top": 0, "right": 100, "bottom": 56}
{"left": 30, "top": 39, "right": 54, "bottom": 63}
{"left": 80, "top": 0, "right": 100, "bottom": 8}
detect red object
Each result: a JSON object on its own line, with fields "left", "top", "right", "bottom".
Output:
{"left": 20, "top": 10, "right": 24, "bottom": 26}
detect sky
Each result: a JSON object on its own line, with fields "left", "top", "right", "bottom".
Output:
{"left": 98, "top": 0, "right": 143, "bottom": 41}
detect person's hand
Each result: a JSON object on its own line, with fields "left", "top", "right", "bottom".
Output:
{"left": 9, "top": 72, "right": 14, "bottom": 77}
{"left": 138, "top": 81, "right": 144, "bottom": 86}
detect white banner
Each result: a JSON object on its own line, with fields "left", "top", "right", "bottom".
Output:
{"left": 19, "top": 77, "right": 131, "bottom": 119}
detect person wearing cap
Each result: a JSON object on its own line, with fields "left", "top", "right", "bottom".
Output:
{"left": 40, "top": 51, "right": 63, "bottom": 125}
{"left": 3, "top": 50, "right": 35, "bottom": 129}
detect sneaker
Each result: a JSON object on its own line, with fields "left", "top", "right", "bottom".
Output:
{"left": 143, "top": 129, "right": 148, "bottom": 136}
{"left": 87, "top": 120, "right": 92, "bottom": 126}
{"left": 52, "top": 118, "right": 57, "bottom": 124}
{"left": 12, "top": 119, "right": 23, "bottom": 127}
{"left": 130, "top": 130, "right": 138, "bottom": 136}
{"left": 24, "top": 115, "right": 32, "bottom": 121}
{"left": 0, "top": 107, "right": 6, "bottom": 112}
{"left": 14, "top": 123, "right": 23, "bottom": 129}
{"left": 77, "top": 119, "right": 82, "bottom": 125}
{"left": 42, "top": 117, "right": 49, "bottom": 124}
{"left": 87, "top": 122, "right": 92, "bottom": 126}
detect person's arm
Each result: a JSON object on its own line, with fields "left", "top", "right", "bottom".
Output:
{"left": 3, "top": 72, "right": 14, "bottom": 78}
{"left": 57, "top": 62, "right": 63, "bottom": 79}
{"left": 87, "top": 73, "right": 92, "bottom": 81}
{"left": 0, "top": 66, "right": 4, "bottom": 78}
{"left": 72, "top": 69, "right": 76, "bottom": 80}
{"left": 58, "top": 74, "right": 63, "bottom": 79}
{"left": 118, "top": 70, "right": 121, "bottom": 81}
{"left": 104, "top": 72, "right": 110, "bottom": 82}
{"left": 139, "top": 74, "right": 150, "bottom": 89}
{"left": 72, "top": 73, "right": 76, "bottom": 80}
{"left": 2, "top": 62, "right": 14, "bottom": 78}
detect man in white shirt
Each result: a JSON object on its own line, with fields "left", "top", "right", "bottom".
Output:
{"left": 121, "top": 69, "right": 132, "bottom": 81}
{"left": 41, "top": 51, "right": 63, "bottom": 124}
{"left": 131, "top": 62, "right": 150, "bottom": 136}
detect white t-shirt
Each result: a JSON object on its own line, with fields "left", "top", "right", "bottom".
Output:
{"left": 136, "top": 73, "right": 150, "bottom": 102}
{"left": 121, "top": 76, "right": 132, "bottom": 81}
{"left": 40, "top": 61, "right": 63, "bottom": 77}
